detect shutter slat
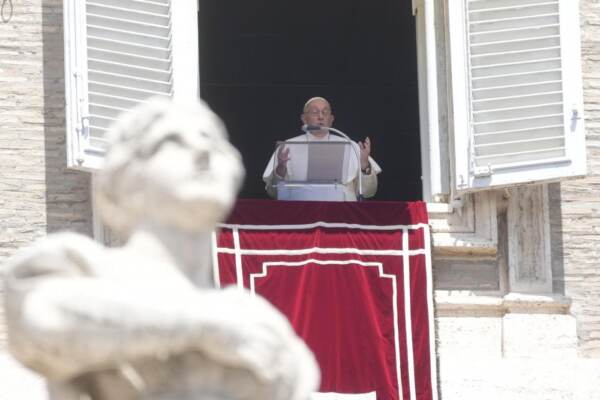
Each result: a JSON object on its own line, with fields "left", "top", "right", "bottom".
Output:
{"left": 87, "top": 3, "right": 170, "bottom": 26}
{"left": 473, "top": 101, "right": 562, "bottom": 114}
{"left": 470, "top": 25, "right": 559, "bottom": 44}
{"left": 87, "top": 15, "right": 169, "bottom": 37}
{"left": 470, "top": 36, "right": 560, "bottom": 56}
{"left": 474, "top": 126, "right": 564, "bottom": 144}
{"left": 472, "top": 79, "right": 561, "bottom": 93}
{"left": 475, "top": 137, "right": 564, "bottom": 157}
{"left": 471, "top": 33, "right": 559, "bottom": 48}
{"left": 88, "top": 37, "right": 170, "bottom": 59}
{"left": 469, "top": 0, "right": 557, "bottom": 11}
{"left": 88, "top": 59, "right": 171, "bottom": 81}
{"left": 471, "top": 46, "right": 560, "bottom": 62}
{"left": 89, "top": 82, "right": 171, "bottom": 100}
{"left": 89, "top": 68, "right": 171, "bottom": 84}
{"left": 90, "top": 126, "right": 108, "bottom": 137}
{"left": 470, "top": 6, "right": 559, "bottom": 24}
{"left": 88, "top": 48, "right": 171, "bottom": 71}
{"left": 473, "top": 104, "right": 562, "bottom": 122}
{"left": 88, "top": 115, "right": 119, "bottom": 129}
{"left": 87, "top": 25, "right": 169, "bottom": 47}
{"left": 89, "top": 133, "right": 109, "bottom": 149}
{"left": 470, "top": 22, "right": 559, "bottom": 36}
{"left": 469, "top": 14, "right": 558, "bottom": 33}
{"left": 473, "top": 115, "right": 563, "bottom": 135}
{"left": 476, "top": 134, "right": 563, "bottom": 149}
{"left": 473, "top": 112, "right": 563, "bottom": 126}
{"left": 473, "top": 92, "right": 563, "bottom": 111}
{"left": 474, "top": 147, "right": 565, "bottom": 166}
{"left": 472, "top": 81, "right": 562, "bottom": 100}
{"left": 471, "top": 48, "right": 559, "bottom": 66}
{"left": 89, "top": 103, "right": 129, "bottom": 119}
{"left": 90, "top": 0, "right": 169, "bottom": 15}
{"left": 89, "top": 70, "right": 172, "bottom": 93}
{"left": 472, "top": 69, "right": 561, "bottom": 88}
{"left": 89, "top": 93, "right": 145, "bottom": 109}
{"left": 472, "top": 60, "right": 561, "bottom": 79}
{"left": 470, "top": 1, "right": 559, "bottom": 13}
{"left": 472, "top": 67, "right": 560, "bottom": 80}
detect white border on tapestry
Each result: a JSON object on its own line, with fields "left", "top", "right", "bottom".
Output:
{"left": 217, "top": 247, "right": 428, "bottom": 257}
{"left": 232, "top": 228, "right": 244, "bottom": 289}
{"left": 211, "top": 230, "right": 221, "bottom": 288}
{"left": 219, "top": 222, "right": 429, "bottom": 231}
{"left": 423, "top": 225, "right": 439, "bottom": 400}
{"left": 402, "top": 227, "right": 416, "bottom": 400}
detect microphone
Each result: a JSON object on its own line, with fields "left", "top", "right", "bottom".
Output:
{"left": 302, "top": 124, "right": 328, "bottom": 132}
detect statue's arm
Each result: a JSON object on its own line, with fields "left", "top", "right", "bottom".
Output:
{"left": 5, "top": 241, "right": 318, "bottom": 395}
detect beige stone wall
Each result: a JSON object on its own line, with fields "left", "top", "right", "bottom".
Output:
{"left": 550, "top": 0, "right": 600, "bottom": 358}
{"left": 0, "top": 1, "right": 93, "bottom": 350}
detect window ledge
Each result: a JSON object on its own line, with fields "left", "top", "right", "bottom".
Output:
{"left": 435, "top": 291, "right": 571, "bottom": 317}
{"left": 426, "top": 202, "right": 453, "bottom": 213}
{"left": 427, "top": 192, "right": 498, "bottom": 256}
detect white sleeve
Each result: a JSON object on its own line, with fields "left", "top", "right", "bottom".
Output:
{"left": 357, "top": 156, "right": 381, "bottom": 198}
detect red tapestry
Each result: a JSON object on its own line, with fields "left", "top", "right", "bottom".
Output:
{"left": 214, "top": 199, "right": 437, "bottom": 400}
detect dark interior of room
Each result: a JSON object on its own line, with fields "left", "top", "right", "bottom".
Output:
{"left": 198, "top": 0, "right": 421, "bottom": 200}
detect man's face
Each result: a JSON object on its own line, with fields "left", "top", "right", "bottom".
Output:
{"left": 301, "top": 99, "right": 334, "bottom": 133}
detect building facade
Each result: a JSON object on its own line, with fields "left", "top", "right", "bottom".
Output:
{"left": 1, "top": 0, "right": 599, "bottom": 398}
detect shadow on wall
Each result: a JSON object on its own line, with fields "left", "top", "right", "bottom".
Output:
{"left": 42, "top": 1, "right": 93, "bottom": 236}
{"left": 548, "top": 182, "right": 565, "bottom": 296}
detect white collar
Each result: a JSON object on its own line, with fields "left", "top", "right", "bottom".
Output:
{"left": 306, "top": 132, "right": 329, "bottom": 141}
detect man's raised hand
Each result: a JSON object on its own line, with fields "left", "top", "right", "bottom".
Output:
{"left": 358, "top": 137, "right": 371, "bottom": 170}
{"left": 275, "top": 146, "right": 290, "bottom": 178}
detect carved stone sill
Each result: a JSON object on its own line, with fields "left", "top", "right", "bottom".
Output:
{"left": 435, "top": 291, "right": 571, "bottom": 317}
{"left": 502, "top": 293, "right": 571, "bottom": 315}
{"left": 427, "top": 191, "right": 498, "bottom": 256}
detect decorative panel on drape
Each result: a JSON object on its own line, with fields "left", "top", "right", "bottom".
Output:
{"left": 214, "top": 200, "right": 437, "bottom": 400}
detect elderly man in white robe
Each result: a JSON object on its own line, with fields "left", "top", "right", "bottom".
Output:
{"left": 263, "top": 97, "right": 382, "bottom": 201}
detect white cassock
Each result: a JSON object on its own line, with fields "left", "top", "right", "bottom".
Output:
{"left": 262, "top": 132, "right": 382, "bottom": 201}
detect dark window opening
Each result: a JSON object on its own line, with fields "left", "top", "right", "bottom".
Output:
{"left": 199, "top": 0, "right": 421, "bottom": 200}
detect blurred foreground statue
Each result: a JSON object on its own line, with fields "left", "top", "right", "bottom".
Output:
{"left": 3, "top": 98, "right": 319, "bottom": 400}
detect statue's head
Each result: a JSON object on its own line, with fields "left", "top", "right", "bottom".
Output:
{"left": 95, "top": 97, "right": 245, "bottom": 236}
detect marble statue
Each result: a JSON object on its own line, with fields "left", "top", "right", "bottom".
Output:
{"left": 3, "top": 98, "right": 320, "bottom": 400}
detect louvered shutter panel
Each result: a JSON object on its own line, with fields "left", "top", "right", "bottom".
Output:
{"left": 65, "top": 0, "right": 196, "bottom": 170}
{"left": 448, "top": 0, "right": 586, "bottom": 192}
{"left": 86, "top": 0, "right": 172, "bottom": 151}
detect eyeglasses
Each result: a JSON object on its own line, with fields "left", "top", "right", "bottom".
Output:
{"left": 305, "top": 109, "right": 332, "bottom": 117}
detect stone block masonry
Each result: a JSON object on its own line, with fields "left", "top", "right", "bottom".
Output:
{"left": 0, "top": 0, "right": 93, "bottom": 351}
{"left": 551, "top": 0, "right": 600, "bottom": 358}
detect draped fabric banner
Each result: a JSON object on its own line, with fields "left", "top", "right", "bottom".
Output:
{"left": 214, "top": 200, "right": 437, "bottom": 400}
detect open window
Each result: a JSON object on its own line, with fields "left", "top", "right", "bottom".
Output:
{"left": 198, "top": 0, "right": 422, "bottom": 200}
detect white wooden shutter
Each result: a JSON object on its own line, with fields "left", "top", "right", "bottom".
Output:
{"left": 64, "top": 0, "right": 198, "bottom": 170}
{"left": 448, "top": 0, "right": 586, "bottom": 192}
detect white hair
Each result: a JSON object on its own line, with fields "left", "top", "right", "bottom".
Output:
{"left": 302, "top": 96, "right": 331, "bottom": 112}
